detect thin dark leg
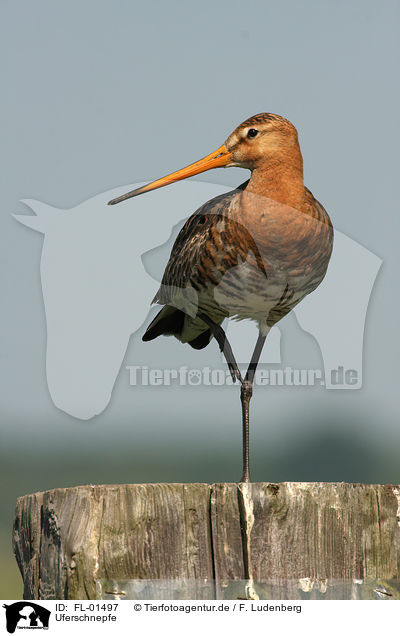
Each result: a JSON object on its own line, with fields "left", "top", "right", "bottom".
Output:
{"left": 240, "top": 332, "right": 267, "bottom": 483}
{"left": 245, "top": 332, "right": 267, "bottom": 385}
{"left": 240, "top": 381, "right": 253, "bottom": 483}
{"left": 198, "top": 312, "right": 267, "bottom": 483}
{"left": 198, "top": 313, "right": 243, "bottom": 384}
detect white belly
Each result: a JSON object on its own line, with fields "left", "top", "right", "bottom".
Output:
{"left": 174, "top": 253, "right": 323, "bottom": 343}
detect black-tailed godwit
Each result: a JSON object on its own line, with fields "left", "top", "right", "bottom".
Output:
{"left": 109, "top": 113, "right": 333, "bottom": 482}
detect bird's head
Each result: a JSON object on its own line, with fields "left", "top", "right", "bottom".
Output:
{"left": 225, "top": 113, "right": 300, "bottom": 170}
{"left": 108, "top": 113, "right": 300, "bottom": 205}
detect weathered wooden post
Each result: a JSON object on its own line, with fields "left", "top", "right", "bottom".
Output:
{"left": 13, "top": 482, "right": 400, "bottom": 600}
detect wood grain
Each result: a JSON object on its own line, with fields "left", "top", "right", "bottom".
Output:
{"left": 13, "top": 482, "right": 400, "bottom": 600}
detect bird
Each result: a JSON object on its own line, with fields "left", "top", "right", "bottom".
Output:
{"left": 108, "top": 113, "right": 333, "bottom": 482}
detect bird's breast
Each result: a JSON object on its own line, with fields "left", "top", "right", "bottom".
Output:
{"left": 211, "top": 193, "right": 333, "bottom": 324}
{"left": 156, "top": 186, "right": 333, "bottom": 332}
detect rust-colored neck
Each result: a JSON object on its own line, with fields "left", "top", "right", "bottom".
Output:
{"left": 245, "top": 146, "right": 306, "bottom": 211}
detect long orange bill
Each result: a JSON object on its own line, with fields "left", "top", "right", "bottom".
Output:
{"left": 108, "top": 144, "right": 232, "bottom": 205}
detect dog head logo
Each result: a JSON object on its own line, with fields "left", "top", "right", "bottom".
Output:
{"left": 2, "top": 602, "right": 50, "bottom": 633}
{"left": 13, "top": 182, "right": 381, "bottom": 419}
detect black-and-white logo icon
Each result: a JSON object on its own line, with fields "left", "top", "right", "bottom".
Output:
{"left": 2, "top": 602, "right": 50, "bottom": 633}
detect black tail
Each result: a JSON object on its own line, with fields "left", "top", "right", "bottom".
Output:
{"left": 142, "top": 305, "right": 212, "bottom": 350}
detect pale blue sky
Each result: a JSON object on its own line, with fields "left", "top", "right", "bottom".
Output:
{"left": 1, "top": 0, "right": 399, "bottom": 475}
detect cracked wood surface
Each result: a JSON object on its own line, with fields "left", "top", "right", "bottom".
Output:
{"left": 13, "top": 482, "right": 400, "bottom": 600}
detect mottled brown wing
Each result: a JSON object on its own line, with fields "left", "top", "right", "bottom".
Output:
{"left": 154, "top": 182, "right": 267, "bottom": 305}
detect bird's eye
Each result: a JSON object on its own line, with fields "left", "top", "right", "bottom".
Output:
{"left": 247, "top": 128, "right": 259, "bottom": 138}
